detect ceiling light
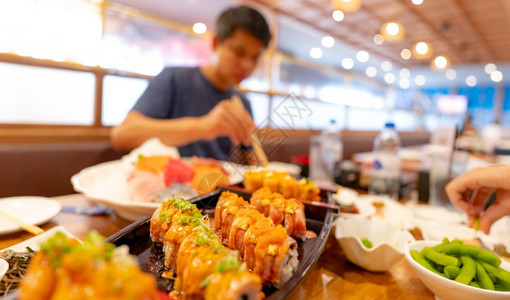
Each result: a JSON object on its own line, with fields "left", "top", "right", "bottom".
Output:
{"left": 381, "top": 61, "right": 392, "bottom": 72}
{"left": 373, "top": 34, "right": 384, "bottom": 45}
{"left": 380, "top": 21, "right": 405, "bottom": 42}
{"left": 399, "top": 68, "right": 410, "bottom": 78}
{"left": 384, "top": 73, "right": 395, "bottom": 84}
{"left": 356, "top": 50, "right": 369, "bottom": 62}
{"left": 332, "top": 10, "right": 345, "bottom": 21}
{"left": 321, "top": 36, "right": 335, "bottom": 48}
{"left": 432, "top": 55, "right": 449, "bottom": 70}
{"left": 415, "top": 42, "right": 429, "bottom": 54}
{"left": 192, "top": 22, "right": 207, "bottom": 34}
{"left": 310, "top": 47, "right": 323, "bottom": 59}
{"left": 412, "top": 0, "right": 424, "bottom": 5}
{"left": 445, "top": 69, "right": 457, "bottom": 80}
{"left": 401, "top": 48, "right": 411, "bottom": 60}
{"left": 399, "top": 78, "right": 410, "bottom": 89}
{"left": 331, "top": 0, "right": 362, "bottom": 13}
{"left": 484, "top": 63, "right": 497, "bottom": 74}
{"left": 491, "top": 70, "right": 503, "bottom": 83}
{"left": 341, "top": 58, "right": 354, "bottom": 69}
{"left": 415, "top": 75, "right": 426, "bottom": 86}
{"left": 412, "top": 41, "right": 432, "bottom": 59}
{"left": 365, "top": 66, "right": 377, "bottom": 77}
{"left": 465, "top": 75, "right": 477, "bottom": 87}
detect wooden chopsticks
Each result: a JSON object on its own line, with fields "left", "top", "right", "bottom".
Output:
{"left": 0, "top": 209, "right": 44, "bottom": 235}
{"left": 231, "top": 95, "right": 268, "bottom": 167}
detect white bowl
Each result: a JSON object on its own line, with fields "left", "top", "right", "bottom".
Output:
{"left": 335, "top": 216, "right": 415, "bottom": 272}
{"left": 405, "top": 240, "right": 510, "bottom": 300}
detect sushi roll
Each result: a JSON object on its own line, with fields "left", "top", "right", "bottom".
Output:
{"left": 215, "top": 192, "right": 300, "bottom": 285}
{"left": 173, "top": 226, "right": 262, "bottom": 300}
{"left": 150, "top": 197, "right": 201, "bottom": 244}
{"left": 250, "top": 188, "right": 307, "bottom": 238}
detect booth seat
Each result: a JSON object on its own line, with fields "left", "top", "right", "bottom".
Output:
{"left": 0, "top": 130, "right": 430, "bottom": 197}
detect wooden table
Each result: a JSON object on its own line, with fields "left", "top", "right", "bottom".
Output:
{"left": 0, "top": 194, "right": 434, "bottom": 299}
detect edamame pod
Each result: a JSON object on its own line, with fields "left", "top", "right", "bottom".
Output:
{"left": 497, "top": 278, "right": 510, "bottom": 291}
{"left": 481, "top": 261, "right": 510, "bottom": 283}
{"left": 475, "top": 261, "right": 495, "bottom": 290}
{"left": 455, "top": 256, "right": 476, "bottom": 284}
{"left": 444, "top": 265, "right": 461, "bottom": 279}
{"left": 411, "top": 249, "right": 442, "bottom": 276}
{"left": 443, "top": 244, "right": 501, "bottom": 266}
{"left": 422, "top": 247, "right": 458, "bottom": 266}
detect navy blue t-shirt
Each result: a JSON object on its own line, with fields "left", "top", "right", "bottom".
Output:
{"left": 131, "top": 67, "right": 253, "bottom": 160}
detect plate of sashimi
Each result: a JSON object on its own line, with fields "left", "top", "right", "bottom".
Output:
{"left": 71, "top": 138, "right": 251, "bottom": 221}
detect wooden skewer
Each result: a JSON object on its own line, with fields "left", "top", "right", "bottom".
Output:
{"left": 231, "top": 95, "right": 269, "bottom": 167}
{"left": 0, "top": 210, "right": 44, "bottom": 235}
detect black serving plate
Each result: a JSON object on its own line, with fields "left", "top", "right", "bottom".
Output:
{"left": 106, "top": 187, "right": 336, "bottom": 300}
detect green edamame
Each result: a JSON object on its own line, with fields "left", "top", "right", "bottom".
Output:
{"left": 442, "top": 244, "right": 501, "bottom": 267}
{"left": 455, "top": 256, "right": 476, "bottom": 284}
{"left": 481, "top": 261, "right": 510, "bottom": 283}
{"left": 444, "top": 265, "right": 461, "bottom": 279}
{"left": 475, "top": 261, "right": 495, "bottom": 290}
{"left": 411, "top": 249, "right": 443, "bottom": 276}
{"left": 422, "top": 247, "right": 458, "bottom": 266}
{"left": 412, "top": 239, "right": 510, "bottom": 293}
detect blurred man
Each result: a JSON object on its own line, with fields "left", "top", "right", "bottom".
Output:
{"left": 111, "top": 5, "right": 271, "bottom": 161}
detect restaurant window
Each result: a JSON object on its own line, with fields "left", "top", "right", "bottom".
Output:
{"left": 270, "top": 96, "right": 345, "bottom": 130}
{"left": 277, "top": 58, "right": 345, "bottom": 96}
{"left": 244, "top": 92, "right": 270, "bottom": 127}
{"left": 457, "top": 86, "right": 495, "bottom": 128}
{"left": 0, "top": 0, "right": 102, "bottom": 65}
{"left": 0, "top": 62, "right": 95, "bottom": 125}
{"left": 101, "top": 75, "right": 150, "bottom": 126}
{"left": 101, "top": 6, "right": 213, "bottom": 75}
{"left": 501, "top": 86, "right": 510, "bottom": 128}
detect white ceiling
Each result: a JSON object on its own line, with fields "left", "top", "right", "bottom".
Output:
{"left": 109, "top": 0, "right": 510, "bottom": 88}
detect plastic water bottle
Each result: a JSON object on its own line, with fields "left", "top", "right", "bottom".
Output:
{"left": 310, "top": 119, "right": 343, "bottom": 185}
{"left": 369, "top": 121, "right": 401, "bottom": 200}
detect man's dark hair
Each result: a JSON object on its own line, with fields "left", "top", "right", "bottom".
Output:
{"left": 216, "top": 5, "right": 271, "bottom": 48}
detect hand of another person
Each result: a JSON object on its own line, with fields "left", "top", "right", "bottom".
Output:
{"left": 202, "top": 100, "right": 255, "bottom": 146}
{"left": 445, "top": 165, "right": 510, "bottom": 234}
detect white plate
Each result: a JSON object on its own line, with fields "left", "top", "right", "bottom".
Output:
{"left": 0, "top": 226, "right": 77, "bottom": 287}
{"left": 1, "top": 226, "right": 77, "bottom": 252}
{"left": 0, "top": 197, "right": 61, "bottom": 235}
{"left": 358, "top": 195, "right": 415, "bottom": 230}
{"left": 264, "top": 161, "right": 302, "bottom": 177}
{"left": 0, "top": 258, "right": 7, "bottom": 281}
{"left": 415, "top": 219, "right": 477, "bottom": 241}
{"left": 477, "top": 216, "right": 510, "bottom": 255}
{"left": 71, "top": 159, "right": 251, "bottom": 222}
{"left": 410, "top": 205, "right": 466, "bottom": 225}
{"left": 332, "top": 189, "right": 376, "bottom": 218}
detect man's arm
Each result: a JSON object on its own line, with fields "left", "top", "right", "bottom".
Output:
{"left": 111, "top": 111, "right": 209, "bottom": 151}
{"left": 111, "top": 99, "right": 255, "bottom": 151}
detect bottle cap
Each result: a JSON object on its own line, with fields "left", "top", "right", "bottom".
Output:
{"left": 384, "top": 122, "right": 395, "bottom": 129}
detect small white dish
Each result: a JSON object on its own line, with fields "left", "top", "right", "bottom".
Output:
{"left": 0, "top": 197, "right": 61, "bottom": 235}
{"left": 332, "top": 188, "right": 376, "bottom": 218}
{"left": 416, "top": 219, "right": 477, "bottom": 242}
{"left": 358, "top": 194, "right": 415, "bottom": 230}
{"left": 1, "top": 226, "right": 77, "bottom": 252}
{"left": 335, "top": 216, "right": 415, "bottom": 272}
{"left": 264, "top": 161, "right": 302, "bottom": 177}
{"left": 332, "top": 187, "right": 358, "bottom": 206}
{"left": 405, "top": 240, "right": 510, "bottom": 300}
{"left": 477, "top": 216, "right": 510, "bottom": 255}
{"left": 410, "top": 205, "right": 466, "bottom": 225}
{"left": 0, "top": 258, "right": 8, "bottom": 280}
